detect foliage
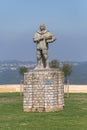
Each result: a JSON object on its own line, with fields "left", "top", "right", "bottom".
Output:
{"left": 62, "top": 63, "right": 72, "bottom": 83}
{"left": 19, "top": 66, "right": 28, "bottom": 76}
{"left": 49, "top": 59, "right": 59, "bottom": 68}
{"left": 0, "top": 93, "right": 87, "bottom": 130}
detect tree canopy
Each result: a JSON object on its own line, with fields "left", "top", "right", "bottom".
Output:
{"left": 62, "top": 63, "right": 72, "bottom": 83}
{"left": 19, "top": 66, "right": 28, "bottom": 76}
{"left": 49, "top": 60, "right": 59, "bottom": 68}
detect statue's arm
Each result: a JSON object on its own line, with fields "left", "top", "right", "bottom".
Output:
{"left": 33, "top": 33, "right": 43, "bottom": 43}
{"left": 46, "top": 32, "right": 56, "bottom": 43}
{"left": 33, "top": 34, "right": 39, "bottom": 42}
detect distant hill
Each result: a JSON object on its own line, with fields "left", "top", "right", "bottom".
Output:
{"left": 0, "top": 60, "right": 36, "bottom": 84}
{"left": 0, "top": 60, "right": 87, "bottom": 84}
{"left": 69, "top": 62, "right": 87, "bottom": 84}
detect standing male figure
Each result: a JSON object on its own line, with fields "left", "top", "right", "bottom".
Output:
{"left": 33, "top": 24, "right": 56, "bottom": 69}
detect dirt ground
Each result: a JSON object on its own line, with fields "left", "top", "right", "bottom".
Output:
{"left": 0, "top": 84, "right": 87, "bottom": 93}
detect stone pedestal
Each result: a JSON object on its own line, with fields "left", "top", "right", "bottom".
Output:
{"left": 23, "top": 68, "right": 64, "bottom": 112}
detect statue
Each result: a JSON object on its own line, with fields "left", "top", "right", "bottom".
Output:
{"left": 33, "top": 24, "right": 56, "bottom": 69}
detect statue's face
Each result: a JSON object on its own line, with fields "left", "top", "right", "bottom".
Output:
{"left": 40, "top": 24, "right": 46, "bottom": 31}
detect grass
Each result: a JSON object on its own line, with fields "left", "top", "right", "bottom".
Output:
{"left": 0, "top": 93, "right": 87, "bottom": 130}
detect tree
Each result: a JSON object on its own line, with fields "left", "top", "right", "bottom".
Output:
{"left": 62, "top": 63, "right": 72, "bottom": 84}
{"left": 49, "top": 60, "right": 59, "bottom": 68}
{"left": 19, "top": 66, "right": 28, "bottom": 96}
{"left": 19, "top": 66, "right": 28, "bottom": 77}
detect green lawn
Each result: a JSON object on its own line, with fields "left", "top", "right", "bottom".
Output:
{"left": 0, "top": 93, "right": 87, "bottom": 130}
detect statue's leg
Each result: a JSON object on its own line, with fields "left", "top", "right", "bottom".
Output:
{"left": 37, "top": 49, "right": 42, "bottom": 68}
{"left": 43, "top": 49, "right": 49, "bottom": 68}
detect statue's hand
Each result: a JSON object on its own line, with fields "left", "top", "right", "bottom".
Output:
{"left": 45, "top": 35, "right": 52, "bottom": 40}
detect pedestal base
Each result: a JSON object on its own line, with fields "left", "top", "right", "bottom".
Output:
{"left": 23, "top": 68, "right": 64, "bottom": 112}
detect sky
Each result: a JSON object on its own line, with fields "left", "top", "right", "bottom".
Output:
{"left": 0, "top": 0, "right": 87, "bottom": 62}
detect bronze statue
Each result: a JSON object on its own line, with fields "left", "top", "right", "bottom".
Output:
{"left": 33, "top": 24, "right": 56, "bottom": 69}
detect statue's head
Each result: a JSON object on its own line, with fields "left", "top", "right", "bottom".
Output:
{"left": 40, "top": 24, "right": 46, "bottom": 31}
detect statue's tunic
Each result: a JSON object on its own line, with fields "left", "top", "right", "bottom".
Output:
{"left": 33, "top": 30, "right": 56, "bottom": 50}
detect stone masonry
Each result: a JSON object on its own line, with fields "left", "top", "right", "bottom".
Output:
{"left": 23, "top": 68, "right": 64, "bottom": 112}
